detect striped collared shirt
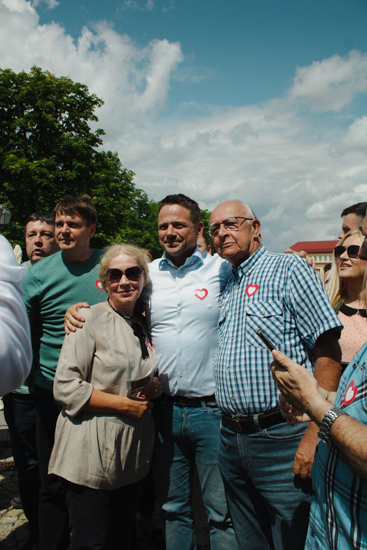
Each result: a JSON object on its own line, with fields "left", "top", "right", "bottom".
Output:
{"left": 215, "top": 246, "right": 342, "bottom": 416}
{"left": 306, "top": 343, "right": 367, "bottom": 549}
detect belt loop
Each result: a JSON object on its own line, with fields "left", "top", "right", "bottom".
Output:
{"left": 235, "top": 418, "right": 243, "bottom": 434}
{"left": 253, "top": 414, "right": 261, "bottom": 432}
{"left": 201, "top": 400, "right": 207, "bottom": 412}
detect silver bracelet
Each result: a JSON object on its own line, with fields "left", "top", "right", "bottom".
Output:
{"left": 318, "top": 406, "right": 347, "bottom": 448}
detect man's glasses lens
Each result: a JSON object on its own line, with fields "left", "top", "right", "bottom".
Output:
{"left": 106, "top": 267, "right": 143, "bottom": 283}
{"left": 334, "top": 245, "right": 361, "bottom": 259}
{"left": 209, "top": 217, "right": 252, "bottom": 237}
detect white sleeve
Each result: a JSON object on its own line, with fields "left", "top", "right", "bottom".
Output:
{"left": 0, "top": 235, "right": 32, "bottom": 395}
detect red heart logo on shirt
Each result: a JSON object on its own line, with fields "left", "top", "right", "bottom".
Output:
{"left": 343, "top": 380, "right": 358, "bottom": 405}
{"left": 246, "top": 284, "right": 259, "bottom": 297}
{"left": 95, "top": 280, "right": 103, "bottom": 290}
{"left": 194, "top": 289, "right": 208, "bottom": 300}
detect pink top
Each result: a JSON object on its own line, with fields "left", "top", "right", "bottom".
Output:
{"left": 338, "top": 309, "right": 367, "bottom": 364}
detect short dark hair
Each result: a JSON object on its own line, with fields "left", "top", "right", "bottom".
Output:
{"left": 341, "top": 202, "right": 367, "bottom": 219}
{"left": 158, "top": 194, "right": 201, "bottom": 225}
{"left": 24, "top": 211, "right": 54, "bottom": 237}
{"left": 53, "top": 195, "right": 97, "bottom": 227}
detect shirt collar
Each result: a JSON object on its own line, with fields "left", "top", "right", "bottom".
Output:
{"left": 158, "top": 246, "right": 204, "bottom": 270}
{"left": 232, "top": 245, "right": 265, "bottom": 280}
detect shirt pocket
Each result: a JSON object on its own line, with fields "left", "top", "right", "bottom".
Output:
{"left": 245, "top": 301, "right": 284, "bottom": 349}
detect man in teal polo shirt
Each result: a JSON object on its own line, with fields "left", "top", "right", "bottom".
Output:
{"left": 23, "top": 195, "right": 106, "bottom": 550}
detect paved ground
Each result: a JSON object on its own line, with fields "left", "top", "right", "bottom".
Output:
{"left": 0, "top": 409, "right": 164, "bottom": 550}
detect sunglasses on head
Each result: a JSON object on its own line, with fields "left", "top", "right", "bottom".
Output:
{"left": 106, "top": 267, "right": 143, "bottom": 283}
{"left": 334, "top": 245, "right": 360, "bottom": 259}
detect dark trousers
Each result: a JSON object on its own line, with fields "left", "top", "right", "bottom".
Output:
{"left": 65, "top": 478, "right": 145, "bottom": 550}
{"left": 139, "top": 468, "right": 156, "bottom": 518}
{"left": 3, "top": 392, "right": 40, "bottom": 539}
{"left": 35, "top": 385, "right": 70, "bottom": 550}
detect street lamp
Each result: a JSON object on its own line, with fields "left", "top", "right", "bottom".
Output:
{"left": 0, "top": 204, "right": 12, "bottom": 232}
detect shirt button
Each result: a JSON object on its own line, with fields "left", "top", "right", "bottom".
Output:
{"left": 231, "top": 338, "right": 234, "bottom": 342}
{"left": 237, "top": 285, "right": 240, "bottom": 289}
{"left": 179, "top": 307, "right": 183, "bottom": 311}
{"left": 179, "top": 329, "right": 182, "bottom": 333}
{"left": 179, "top": 351, "right": 182, "bottom": 355}
{"left": 233, "top": 311, "right": 237, "bottom": 315}
{"left": 232, "top": 395, "right": 235, "bottom": 400}
{"left": 262, "top": 311, "right": 265, "bottom": 315}
{"left": 227, "top": 366, "right": 230, "bottom": 370}
{"left": 179, "top": 373, "right": 183, "bottom": 377}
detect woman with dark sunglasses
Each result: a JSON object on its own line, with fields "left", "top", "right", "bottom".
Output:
{"left": 327, "top": 230, "right": 367, "bottom": 372}
{"left": 48, "top": 244, "right": 161, "bottom": 549}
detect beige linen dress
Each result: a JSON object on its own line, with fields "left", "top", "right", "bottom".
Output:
{"left": 48, "top": 301, "right": 156, "bottom": 490}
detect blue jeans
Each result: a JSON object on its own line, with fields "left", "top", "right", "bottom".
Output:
{"left": 219, "top": 420, "right": 312, "bottom": 550}
{"left": 153, "top": 397, "right": 237, "bottom": 550}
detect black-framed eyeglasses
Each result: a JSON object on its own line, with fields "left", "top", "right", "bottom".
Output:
{"left": 334, "top": 245, "right": 361, "bottom": 259}
{"left": 106, "top": 267, "right": 143, "bottom": 283}
{"left": 209, "top": 217, "right": 254, "bottom": 238}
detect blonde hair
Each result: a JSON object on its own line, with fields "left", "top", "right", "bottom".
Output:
{"left": 99, "top": 244, "right": 149, "bottom": 291}
{"left": 140, "top": 249, "right": 153, "bottom": 263}
{"left": 327, "top": 230, "right": 366, "bottom": 312}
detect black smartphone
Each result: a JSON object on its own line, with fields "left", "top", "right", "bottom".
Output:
{"left": 256, "top": 329, "right": 276, "bottom": 352}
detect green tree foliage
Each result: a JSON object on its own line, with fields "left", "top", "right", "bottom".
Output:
{"left": 200, "top": 209, "right": 211, "bottom": 229}
{"left": 0, "top": 66, "right": 161, "bottom": 257}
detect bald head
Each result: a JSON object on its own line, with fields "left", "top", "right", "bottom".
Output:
{"left": 209, "top": 201, "right": 261, "bottom": 268}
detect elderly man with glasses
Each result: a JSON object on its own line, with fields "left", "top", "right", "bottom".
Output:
{"left": 208, "top": 200, "right": 343, "bottom": 550}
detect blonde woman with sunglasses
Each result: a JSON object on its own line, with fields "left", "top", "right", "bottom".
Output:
{"left": 327, "top": 230, "right": 367, "bottom": 371}
{"left": 48, "top": 244, "right": 161, "bottom": 550}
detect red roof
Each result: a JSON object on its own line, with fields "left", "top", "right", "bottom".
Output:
{"left": 289, "top": 241, "right": 338, "bottom": 253}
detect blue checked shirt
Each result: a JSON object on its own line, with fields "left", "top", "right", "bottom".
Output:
{"left": 306, "top": 342, "right": 367, "bottom": 549}
{"left": 215, "top": 246, "right": 342, "bottom": 416}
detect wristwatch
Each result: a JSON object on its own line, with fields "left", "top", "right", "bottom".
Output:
{"left": 318, "top": 406, "right": 347, "bottom": 447}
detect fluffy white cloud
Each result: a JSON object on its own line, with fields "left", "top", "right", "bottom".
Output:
{"left": 0, "top": 1, "right": 183, "bottom": 136}
{"left": 122, "top": 0, "right": 154, "bottom": 10}
{"left": 341, "top": 116, "right": 367, "bottom": 152}
{"left": 32, "top": 0, "right": 59, "bottom": 8}
{"left": 289, "top": 50, "right": 367, "bottom": 112}
{"left": 0, "top": 0, "right": 366, "bottom": 251}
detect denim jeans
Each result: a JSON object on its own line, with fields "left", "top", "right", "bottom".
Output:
{"left": 219, "top": 420, "right": 312, "bottom": 550}
{"left": 153, "top": 397, "right": 237, "bottom": 550}
{"left": 3, "top": 392, "right": 40, "bottom": 539}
